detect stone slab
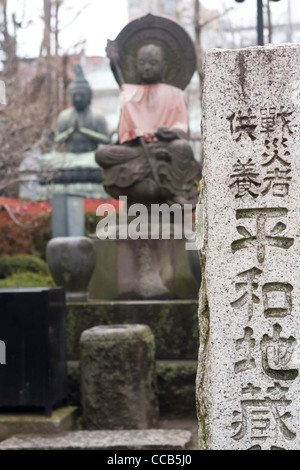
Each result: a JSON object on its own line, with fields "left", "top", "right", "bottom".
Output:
{"left": 0, "top": 406, "right": 78, "bottom": 442}
{"left": 196, "top": 43, "right": 300, "bottom": 450}
{"left": 0, "top": 429, "right": 192, "bottom": 450}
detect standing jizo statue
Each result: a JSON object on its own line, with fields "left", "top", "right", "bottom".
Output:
{"left": 95, "top": 14, "right": 201, "bottom": 206}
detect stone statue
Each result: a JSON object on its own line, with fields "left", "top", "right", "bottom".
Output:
{"left": 95, "top": 14, "right": 201, "bottom": 206}
{"left": 55, "top": 64, "right": 110, "bottom": 153}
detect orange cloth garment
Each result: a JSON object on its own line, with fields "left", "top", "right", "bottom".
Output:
{"left": 118, "top": 83, "right": 188, "bottom": 144}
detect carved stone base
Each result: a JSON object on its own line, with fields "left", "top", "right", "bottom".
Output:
{"left": 88, "top": 224, "right": 200, "bottom": 300}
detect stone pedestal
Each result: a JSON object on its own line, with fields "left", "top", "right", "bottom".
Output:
{"left": 80, "top": 324, "right": 159, "bottom": 430}
{"left": 19, "top": 150, "right": 108, "bottom": 200}
{"left": 88, "top": 223, "right": 200, "bottom": 300}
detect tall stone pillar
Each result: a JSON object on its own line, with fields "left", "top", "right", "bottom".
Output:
{"left": 196, "top": 44, "right": 300, "bottom": 450}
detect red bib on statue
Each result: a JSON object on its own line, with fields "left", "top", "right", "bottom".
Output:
{"left": 118, "top": 83, "right": 188, "bottom": 143}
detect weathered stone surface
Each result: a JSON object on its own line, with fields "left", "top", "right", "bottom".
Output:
{"left": 0, "top": 429, "right": 192, "bottom": 450}
{"left": 196, "top": 44, "right": 300, "bottom": 450}
{"left": 80, "top": 324, "right": 159, "bottom": 430}
{"left": 47, "top": 236, "right": 96, "bottom": 302}
{"left": 67, "top": 359, "right": 198, "bottom": 415}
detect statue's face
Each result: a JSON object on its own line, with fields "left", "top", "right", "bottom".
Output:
{"left": 71, "top": 88, "right": 91, "bottom": 111}
{"left": 137, "top": 45, "right": 165, "bottom": 84}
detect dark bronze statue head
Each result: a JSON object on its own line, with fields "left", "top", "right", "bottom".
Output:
{"left": 69, "top": 64, "right": 92, "bottom": 111}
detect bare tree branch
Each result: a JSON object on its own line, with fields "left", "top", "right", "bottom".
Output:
{"left": 59, "top": 1, "right": 91, "bottom": 30}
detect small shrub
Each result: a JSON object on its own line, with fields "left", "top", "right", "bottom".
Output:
{"left": 0, "top": 254, "right": 50, "bottom": 279}
{"left": 0, "top": 197, "right": 122, "bottom": 258}
{"left": 0, "top": 271, "right": 55, "bottom": 288}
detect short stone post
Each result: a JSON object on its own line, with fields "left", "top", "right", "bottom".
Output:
{"left": 80, "top": 324, "right": 159, "bottom": 430}
{"left": 196, "top": 44, "right": 300, "bottom": 450}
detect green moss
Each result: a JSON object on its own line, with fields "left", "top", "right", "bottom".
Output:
{"left": 66, "top": 300, "right": 199, "bottom": 360}
{"left": 0, "top": 406, "right": 77, "bottom": 423}
{"left": 196, "top": 237, "right": 210, "bottom": 450}
{"left": 156, "top": 360, "right": 197, "bottom": 414}
{"left": 151, "top": 303, "right": 198, "bottom": 358}
{"left": 67, "top": 361, "right": 81, "bottom": 407}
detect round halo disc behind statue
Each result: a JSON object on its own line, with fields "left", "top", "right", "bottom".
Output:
{"left": 111, "top": 13, "right": 196, "bottom": 90}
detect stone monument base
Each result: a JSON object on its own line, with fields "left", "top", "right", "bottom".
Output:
{"left": 88, "top": 223, "right": 200, "bottom": 300}
{"left": 19, "top": 150, "right": 108, "bottom": 200}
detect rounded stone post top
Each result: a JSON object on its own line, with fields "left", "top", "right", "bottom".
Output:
{"left": 80, "top": 324, "right": 152, "bottom": 343}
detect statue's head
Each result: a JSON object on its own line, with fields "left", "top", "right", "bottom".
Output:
{"left": 136, "top": 44, "right": 166, "bottom": 84}
{"left": 69, "top": 64, "right": 92, "bottom": 111}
